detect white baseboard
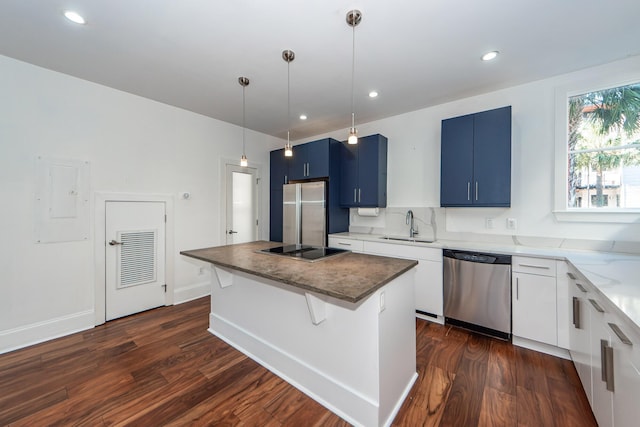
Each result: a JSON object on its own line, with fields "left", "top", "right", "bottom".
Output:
{"left": 0, "top": 309, "right": 94, "bottom": 354}
{"left": 173, "top": 281, "right": 210, "bottom": 304}
{"left": 512, "top": 336, "right": 571, "bottom": 360}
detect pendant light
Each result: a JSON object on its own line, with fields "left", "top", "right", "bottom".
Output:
{"left": 283, "top": 49, "right": 295, "bottom": 157}
{"left": 238, "top": 76, "right": 250, "bottom": 167}
{"left": 346, "top": 10, "right": 362, "bottom": 145}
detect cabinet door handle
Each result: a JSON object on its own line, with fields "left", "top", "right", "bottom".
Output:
{"left": 518, "top": 263, "right": 550, "bottom": 270}
{"left": 608, "top": 322, "right": 633, "bottom": 345}
{"left": 589, "top": 298, "right": 605, "bottom": 313}
{"left": 353, "top": 188, "right": 357, "bottom": 203}
{"left": 284, "top": 175, "right": 288, "bottom": 184}
{"left": 572, "top": 296, "right": 581, "bottom": 329}
{"left": 358, "top": 188, "right": 361, "bottom": 203}
{"left": 604, "top": 343, "right": 615, "bottom": 392}
{"left": 575, "top": 283, "right": 587, "bottom": 293}
{"left": 306, "top": 162, "right": 310, "bottom": 176}
{"left": 515, "top": 277, "right": 519, "bottom": 300}
{"left": 567, "top": 272, "right": 576, "bottom": 280}
{"left": 600, "top": 339, "right": 608, "bottom": 382}
{"left": 467, "top": 182, "right": 471, "bottom": 201}
{"left": 475, "top": 182, "right": 478, "bottom": 201}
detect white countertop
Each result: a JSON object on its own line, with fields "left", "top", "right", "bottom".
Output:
{"left": 330, "top": 232, "right": 640, "bottom": 335}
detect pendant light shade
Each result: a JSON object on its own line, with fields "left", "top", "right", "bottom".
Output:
{"left": 238, "top": 76, "right": 250, "bottom": 167}
{"left": 283, "top": 49, "right": 295, "bottom": 157}
{"left": 346, "top": 10, "right": 362, "bottom": 145}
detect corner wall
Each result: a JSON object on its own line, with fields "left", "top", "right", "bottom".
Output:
{"left": 0, "top": 55, "right": 283, "bottom": 353}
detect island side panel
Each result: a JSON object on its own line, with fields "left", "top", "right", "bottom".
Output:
{"left": 378, "top": 267, "right": 418, "bottom": 425}
{"left": 208, "top": 265, "right": 382, "bottom": 426}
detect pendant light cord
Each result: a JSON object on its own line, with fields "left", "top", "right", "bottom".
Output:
{"left": 242, "top": 84, "right": 246, "bottom": 156}
{"left": 287, "top": 57, "right": 291, "bottom": 145}
{"left": 350, "top": 14, "right": 356, "bottom": 130}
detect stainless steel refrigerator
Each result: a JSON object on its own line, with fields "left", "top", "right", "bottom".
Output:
{"left": 283, "top": 181, "right": 327, "bottom": 247}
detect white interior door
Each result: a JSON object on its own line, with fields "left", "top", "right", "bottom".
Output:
{"left": 105, "top": 201, "right": 166, "bottom": 321}
{"left": 225, "top": 164, "right": 258, "bottom": 245}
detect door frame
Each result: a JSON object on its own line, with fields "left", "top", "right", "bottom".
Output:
{"left": 94, "top": 192, "right": 175, "bottom": 326}
{"left": 219, "top": 157, "right": 262, "bottom": 244}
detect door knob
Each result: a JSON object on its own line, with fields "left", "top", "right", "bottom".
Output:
{"left": 108, "top": 240, "right": 122, "bottom": 246}
{"left": 227, "top": 230, "right": 238, "bottom": 235}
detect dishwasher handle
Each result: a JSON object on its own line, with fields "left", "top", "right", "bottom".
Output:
{"left": 443, "top": 249, "right": 511, "bottom": 265}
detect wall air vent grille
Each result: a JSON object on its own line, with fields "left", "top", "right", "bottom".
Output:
{"left": 118, "top": 230, "right": 157, "bottom": 288}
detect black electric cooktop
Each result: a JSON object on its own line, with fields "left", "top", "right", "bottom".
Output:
{"left": 259, "top": 244, "right": 350, "bottom": 262}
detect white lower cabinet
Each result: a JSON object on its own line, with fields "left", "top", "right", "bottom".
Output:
{"left": 512, "top": 256, "right": 558, "bottom": 346}
{"left": 568, "top": 267, "right": 640, "bottom": 427}
{"left": 568, "top": 269, "right": 593, "bottom": 404}
{"left": 362, "top": 241, "right": 443, "bottom": 317}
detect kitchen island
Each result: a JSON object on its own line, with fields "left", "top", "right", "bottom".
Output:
{"left": 181, "top": 241, "right": 418, "bottom": 427}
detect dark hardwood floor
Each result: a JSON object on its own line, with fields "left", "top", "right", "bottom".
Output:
{"left": 0, "top": 297, "right": 597, "bottom": 426}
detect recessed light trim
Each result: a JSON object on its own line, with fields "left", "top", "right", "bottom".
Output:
{"left": 299, "top": 114, "right": 307, "bottom": 120}
{"left": 482, "top": 51, "right": 499, "bottom": 61}
{"left": 64, "top": 10, "right": 86, "bottom": 25}
{"left": 369, "top": 91, "right": 379, "bottom": 98}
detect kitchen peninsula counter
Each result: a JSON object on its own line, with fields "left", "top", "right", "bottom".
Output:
{"left": 180, "top": 240, "right": 417, "bottom": 303}
{"left": 180, "top": 240, "right": 418, "bottom": 427}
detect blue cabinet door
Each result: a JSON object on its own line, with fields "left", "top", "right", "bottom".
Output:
{"left": 306, "top": 138, "right": 330, "bottom": 178}
{"left": 289, "top": 145, "right": 308, "bottom": 181}
{"left": 340, "top": 142, "right": 359, "bottom": 206}
{"left": 473, "top": 106, "right": 511, "bottom": 206}
{"left": 269, "top": 189, "right": 283, "bottom": 242}
{"left": 358, "top": 134, "right": 387, "bottom": 207}
{"left": 270, "top": 149, "right": 289, "bottom": 190}
{"left": 440, "top": 114, "right": 474, "bottom": 206}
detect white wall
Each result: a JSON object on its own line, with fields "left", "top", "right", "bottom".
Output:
{"left": 0, "top": 55, "right": 283, "bottom": 352}
{"left": 301, "top": 55, "right": 640, "bottom": 244}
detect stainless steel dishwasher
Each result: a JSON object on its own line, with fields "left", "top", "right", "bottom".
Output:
{"left": 443, "top": 249, "right": 512, "bottom": 340}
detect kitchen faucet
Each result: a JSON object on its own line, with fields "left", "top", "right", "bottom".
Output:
{"left": 406, "top": 210, "right": 418, "bottom": 238}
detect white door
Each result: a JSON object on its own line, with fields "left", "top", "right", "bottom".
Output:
{"left": 105, "top": 201, "right": 166, "bottom": 321}
{"left": 225, "top": 164, "right": 258, "bottom": 244}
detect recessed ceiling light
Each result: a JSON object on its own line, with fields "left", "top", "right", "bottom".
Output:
{"left": 368, "top": 91, "right": 379, "bottom": 98}
{"left": 64, "top": 10, "right": 86, "bottom": 25}
{"left": 299, "top": 114, "right": 307, "bottom": 120}
{"left": 482, "top": 51, "right": 499, "bottom": 61}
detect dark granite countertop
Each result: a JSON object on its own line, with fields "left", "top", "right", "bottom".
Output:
{"left": 180, "top": 241, "right": 417, "bottom": 303}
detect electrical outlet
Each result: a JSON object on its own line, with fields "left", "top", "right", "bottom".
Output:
{"left": 485, "top": 218, "right": 494, "bottom": 229}
{"left": 198, "top": 266, "right": 205, "bottom": 275}
{"left": 507, "top": 218, "right": 517, "bottom": 230}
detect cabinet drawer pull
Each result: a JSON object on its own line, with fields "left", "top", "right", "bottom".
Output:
{"left": 589, "top": 298, "right": 605, "bottom": 313}
{"left": 567, "top": 272, "right": 576, "bottom": 280}
{"left": 575, "top": 283, "right": 587, "bottom": 293}
{"left": 517, "top": 263, "right": 550, "bottom": 270}
{"left": 338, "top": 242, "right": 352, "bottom": 246}
{"left": 604, "top": 344, "right": 615, "bottom": 392}
{"left": 572, "top": 296, "right": 581, "bottom": 329}
{"left": 608, "top": 323, "right": 633, "bottom": 345}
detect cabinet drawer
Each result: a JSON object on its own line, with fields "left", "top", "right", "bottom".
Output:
{"left": 362, "top": 241, "right": 441, "bottom": 262}
{"left": 328, "top": 237, "right": 363, "bottom": 253}
{"left": 512, "top": 256, "right": 556, "bottom": 276}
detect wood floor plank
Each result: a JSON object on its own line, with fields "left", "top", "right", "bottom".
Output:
{"left": 478, "top": 386, "right": 517, "bottom": 427}
{"left": 0, "top": 298, "right": 599, "bottom": 427}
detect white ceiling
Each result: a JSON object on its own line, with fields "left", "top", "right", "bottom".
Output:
{"left": 1, "top": 0, "right": 639, "bottom": 141}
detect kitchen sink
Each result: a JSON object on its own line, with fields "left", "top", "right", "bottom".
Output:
{"left": 379, "top": 236, "right": 435, "bottom": 244}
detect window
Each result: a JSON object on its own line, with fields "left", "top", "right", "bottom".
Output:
{"left": 566, "top": 82, "right": 640, "bottom": 210}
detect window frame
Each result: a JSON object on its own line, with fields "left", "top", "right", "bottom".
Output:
{"left": 553, "top": 72, "right": 640, "bottom": 223}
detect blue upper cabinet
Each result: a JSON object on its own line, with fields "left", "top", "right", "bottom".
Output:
{"left": 289, "top": 138, "right": 330, "bottom": 180}
{"left": 270, "top": 149, "right": 290, "bottom": 190}
{"left": 440, "top": 106, "right": 511, "bottom": 207}
{"left": 340, "top": 134, "right": 388, "bottom": 208}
